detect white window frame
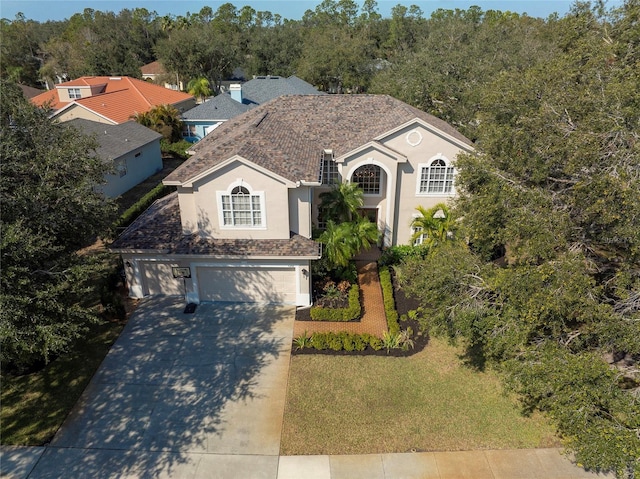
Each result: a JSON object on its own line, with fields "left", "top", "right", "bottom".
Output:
{"left": 416, "top": 156, "right": 455, "bottom": 196}
{"left": 216, "top": 182, "right": 266, "bottom": 230}
{"left": 352, "top": 163, "right": 382, "bottom": 197}
{"left": 320, "top": 150, "right": 339, "bottom": 185}
{"left": 68, "top": 88, "right": 81, "bottom": 99}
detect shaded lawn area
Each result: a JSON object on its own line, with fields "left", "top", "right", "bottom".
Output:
{"left": 1, "top": 320, "right": 124, "bottom": 445}
{"left": 281, "top": 336, "right": 559, "bottom": 455}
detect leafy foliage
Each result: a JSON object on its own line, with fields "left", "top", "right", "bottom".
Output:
{"left": 132, "top": 104, "right": 183, "bottom": 142}
{"left": 0, "top": 80, "right": 116, "bottom": 370}
{"left": 399, "top": 4, "right": 640, "bottom": 475}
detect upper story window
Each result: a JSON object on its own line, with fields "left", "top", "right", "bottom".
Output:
{"left": 352, "top": 164, "right": 381, "bottom": 195}
{"left": 320, "top": 150, "right": 339, "bottom": 185}
{"left": 417, "top": 158, "right": 454, "bottom": 195}
{"left": 68, "top": 88, "right": 81, "bottom": 99}
{"left": 219, "top": 185, "right": 264, "bottom": 227}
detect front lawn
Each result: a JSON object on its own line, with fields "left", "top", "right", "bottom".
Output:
{"left": 281, "top": 336, "right": 559, "bottom": 455}
{"left": 1, "top": 320, "right": 123, "bottom": 445}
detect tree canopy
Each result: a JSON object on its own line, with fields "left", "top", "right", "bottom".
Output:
{"left": 0, "top": 80, "right": 116, "bottom": 371}
{"left": 399, "top": 2, "right": 640, "bottom": 476}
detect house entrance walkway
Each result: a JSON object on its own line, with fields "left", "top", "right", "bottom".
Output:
{"left": 293, "top": 247, "right": 388, "bottom": 338}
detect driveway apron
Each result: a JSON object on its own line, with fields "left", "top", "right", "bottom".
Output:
{"left": 28, "top": 297, "right": 295, "bottom": 478}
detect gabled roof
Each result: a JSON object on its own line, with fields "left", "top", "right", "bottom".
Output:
{"left": 165, "top": 94, "right": 473, "bottom": 186}
{"left": 31, "top": 76, "right": 194, "bottom": 124}
{"left": 65, "top": 119, "right": 161, "bottom": 160}
{"left": 111, "top": 192, "right": 320, "bottom": 257}
{"left": 18, "top": 84, "right": 44, "bottom": 99}
{"left": 182, "top": 93, "right": 251, "bottom": 121}
{"left": 140, "top": 61, "right": 165, "bottom": 76}
{"left": 241, "top": 75, "right": 324, "bottom": 105}
{"left": 181, "top": 75, "right": 323, "bottom": 122}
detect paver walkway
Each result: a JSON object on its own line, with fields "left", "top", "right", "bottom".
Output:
{"left": 293, "top": 247, "right": 388, "bottom": 338}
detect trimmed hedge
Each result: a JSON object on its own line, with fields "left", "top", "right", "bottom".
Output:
{"left": 297, "top": 331, "right": 383, "bottom": 351}
{"left": 379, "top": 266, "right": 400, "bottom": 335}
{"left": 310, "top": 284, "right": 361, "bottom": 321}
{"left": 115, "top": 183, "right": 171, "bottom": 230}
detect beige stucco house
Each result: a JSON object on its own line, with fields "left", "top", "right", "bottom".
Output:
{"left": 111, "top": 94, "right": 473, "bottom": 306}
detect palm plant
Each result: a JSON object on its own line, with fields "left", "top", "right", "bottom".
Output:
{"left": 187, "top": 77, "right": 212, "bottom": 103}
{"left": 409, "top": 203, "right": 456, "bottom": 247}
{"left": 319, "top": 217, "right": 378, "bottom": 268}
{"left": 132, "top": 104, "right": 183, "bottom": 142}
{"left": 318, "top": 181, "right": 364, "bottom": 224}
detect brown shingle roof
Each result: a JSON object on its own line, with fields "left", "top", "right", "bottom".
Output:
{"left": 165, "top": 94, "right": 473, "bottom": 185}
{"left": 111, "top": 192, "right": 321, "bottom": 258}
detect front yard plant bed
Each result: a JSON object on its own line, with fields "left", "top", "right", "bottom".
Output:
{"left": 308, "top": 284, "right": 360, "bottom": 321}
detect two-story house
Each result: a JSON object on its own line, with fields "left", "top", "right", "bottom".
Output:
{"left": 111, "top": 94, "right": 473, "bottom": 306}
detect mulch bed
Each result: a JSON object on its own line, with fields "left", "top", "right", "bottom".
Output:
{"left": 293, "top": 266, "right": 428, "bottom": 357}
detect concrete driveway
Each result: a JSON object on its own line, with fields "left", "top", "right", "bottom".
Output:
{"left": 26, "top": 297, "right": 295, "bottom": 479}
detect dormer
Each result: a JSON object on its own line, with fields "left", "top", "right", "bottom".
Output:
{"left": 55, "top": 81, "right": 107, "bottom": 102}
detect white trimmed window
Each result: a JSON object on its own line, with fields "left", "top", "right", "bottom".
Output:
{"left": 352, "top": 164, "right": 381, "bottom": 195}
{"left": 411, "top": 226, "right": 426, "bottom": 246}
{"left": 417, "top": 158, "right": 454, "bottom": 195}
{"left": 68, "top": 88, "right": 81, "bottom": 99}
{"left": 320, "top": 150, "right": 339, "bottom": 185}
{"left": 219, "top": 185, "right": 264, "bottom": 227}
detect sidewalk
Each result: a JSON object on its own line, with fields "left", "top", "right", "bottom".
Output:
{"left": 1, "top": 446, "right": 614, "bottom": 478}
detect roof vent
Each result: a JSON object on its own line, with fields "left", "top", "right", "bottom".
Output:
{"left": 109, "top": 77, "right": 122, "bottom": 80}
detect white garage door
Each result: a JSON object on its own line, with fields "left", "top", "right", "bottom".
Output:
{"left": 141, "top": 262, "right": 184, "bottom": 296}
{"left": 197, "top": 267, "right": 296, "bottom": 304}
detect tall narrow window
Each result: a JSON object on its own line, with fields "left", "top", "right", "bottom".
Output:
{"left": 352, "top": 164, "right": 381, "bottom": 195}
{"left": 221, "top": 186, "right": 263, "bottom": 227}
{"left": 320, "top": 151, "right": 338, "bottom": 185}
{"left": 418, "top": 159, "right": 454, "bottom": 194}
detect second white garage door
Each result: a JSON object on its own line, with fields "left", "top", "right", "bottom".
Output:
{"left": 197, "top": 267, "right": 296, "bottom": 304}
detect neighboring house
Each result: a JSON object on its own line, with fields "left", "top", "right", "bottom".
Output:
{"left": 31, "top": 76, "right": 195, "bottom": 125}
{"left": 181, "top": 75, "right": 323, "bottom": 142}
{"left": 66, "top": 119, "right": 163, "bottom": 198}
{"left": 140, "top": 61, "right": 183, "bottom": 91}
{"left": 18, "top": 84, "right": 44, "bottom": 99}
{"left": 111, "top": 94, "right": 473, "bottom": 306}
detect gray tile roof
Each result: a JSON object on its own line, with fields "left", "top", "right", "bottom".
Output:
{"left": 166, "top": 94, "right": 474, "bottom": 186}
{"left": 111, "top": 192, "right": 321, "bottom": 257}
{"left": 182, "top": 93, "right": 251, "bottom": 121}
{"left": 241, "top": 75, "right": 324, "bottom": 105}
{"left": 181, "top": 75, "right": 323, "bottom": 121}
{"left": 66, "top": 119, "right": 161, "bottom": 160}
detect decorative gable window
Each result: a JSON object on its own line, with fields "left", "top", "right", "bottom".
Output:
{"left": 218, "top": 184, "right": 265, "bottom": 228}
{"left": 68, "top": 88, "right": 81, "bottom": 99}
{"left": 352, "top": 164, "right": 381, "bottom": 195}
{"left": 320, "top": 150, "right": 339, "bottom": 185}
{"left": 417, "top": 158, "right": 454, "bottom": 195}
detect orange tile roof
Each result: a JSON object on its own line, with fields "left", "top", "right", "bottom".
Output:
{"left": 30, "top": 76, "right": 193, "bottom": 124}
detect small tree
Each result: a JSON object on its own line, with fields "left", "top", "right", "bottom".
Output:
{"left": 187, "top": 76, "right": 212, "bottom": 103}
{"left": 132, "top": 104, "right": 183, "bottom": 142}
{"left": 318, "top": 181, "right": 364, "bottom": 224}
{"left": 409, "top": 203, "right": 457, "bottom": 247}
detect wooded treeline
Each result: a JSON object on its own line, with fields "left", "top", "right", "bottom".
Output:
{"left": 0, "top": 1, "right": 598, "bottom": 136}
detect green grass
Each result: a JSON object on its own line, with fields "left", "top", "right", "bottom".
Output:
{"left": 281, "top": 336, "right": 559, "bottom": 455}
{"left": 1, "top": 320, "right": 124, "bottom": 445}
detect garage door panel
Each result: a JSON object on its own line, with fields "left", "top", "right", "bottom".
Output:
{"left": 142, "top": 263, "right": 183, "bottom": 296}
{"left": 198, "top": 267, "right": 296, "bottom": 303}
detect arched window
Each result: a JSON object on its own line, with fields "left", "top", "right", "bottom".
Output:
{"left": 220, "top": 185, "right": 263, "bottom": 227}
{"left": 352, "top": 164, "right": 381, "bottom": 195}
{"left": 418, "top": 159, "right": 454, "bottom": 194}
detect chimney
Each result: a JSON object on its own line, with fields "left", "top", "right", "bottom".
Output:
{"left": 230, "top": 83, "right": 243, "bottom": 103}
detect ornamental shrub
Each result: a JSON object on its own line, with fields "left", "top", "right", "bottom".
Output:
{"left": 379, "top": 266, "right": 400, "bottom": 335}
{"left": 310, "top": 284, "right": 361, "bottom": 321}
